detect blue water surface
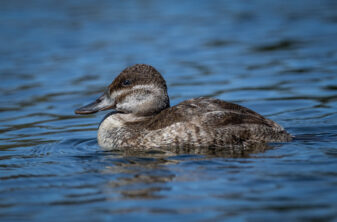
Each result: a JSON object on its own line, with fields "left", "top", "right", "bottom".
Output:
{"left": 1, "top": 0, "right": 337, "bottom": 221}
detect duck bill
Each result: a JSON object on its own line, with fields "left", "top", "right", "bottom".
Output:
{"left": 75, "top": 93, "right": 114, "bottom": 115}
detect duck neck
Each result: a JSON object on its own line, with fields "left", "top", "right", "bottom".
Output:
{"left": 97, "top": 112, "right": 150, "bottom": 150}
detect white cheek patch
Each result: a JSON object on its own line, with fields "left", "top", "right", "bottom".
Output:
{"left": 116, "top": 93, "right": 153, "bottom": 112}
{"left": 111, "top": 85, "right": 161, "bottom": 102}
{"left": 111, "top": 84, "right": 164, "bottom": 112}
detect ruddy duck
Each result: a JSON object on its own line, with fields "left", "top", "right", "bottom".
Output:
{"left": 75, "top": 64, "right": 292, "bottom": 150}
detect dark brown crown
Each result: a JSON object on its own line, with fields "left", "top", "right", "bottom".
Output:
{"left": 108, "top": 64, "right": 168, "bottom": 94}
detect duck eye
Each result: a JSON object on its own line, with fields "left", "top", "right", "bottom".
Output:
{"left": 122, "top": 80, "right": 131, "bottom": 86}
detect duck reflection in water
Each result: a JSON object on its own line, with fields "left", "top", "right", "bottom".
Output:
{"left": 98, "top": 143, "right": 273, "bottom": 200}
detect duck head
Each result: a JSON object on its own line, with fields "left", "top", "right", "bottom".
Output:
{"left": 75, "top": 64, "right": 170, "bottom": 116}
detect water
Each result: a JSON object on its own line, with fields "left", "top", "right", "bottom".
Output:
{"left": 1, "top": 0, "right": 337, "bottom": 221}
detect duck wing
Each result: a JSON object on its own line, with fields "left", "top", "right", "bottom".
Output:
{"left": 144, "top": 97, "right": 291, "bottom": 143}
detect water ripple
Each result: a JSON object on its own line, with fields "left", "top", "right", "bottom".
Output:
{"left": 1, "top": 0, "right": 337, "bottom": 221}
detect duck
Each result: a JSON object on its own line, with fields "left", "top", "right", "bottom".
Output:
{"left": 75, "top": 64, "right": 292, "bottom": 151}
